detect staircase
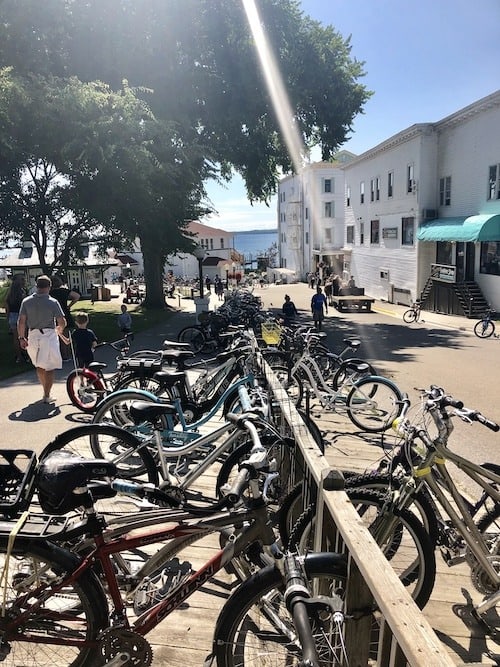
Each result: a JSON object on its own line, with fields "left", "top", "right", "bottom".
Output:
{"left": 419, "top": 279, "right": 488, "bottom": 318}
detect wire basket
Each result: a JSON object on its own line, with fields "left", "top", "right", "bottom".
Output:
{"left": 261, "top": 321, "right": 282, "bottom": 345}
{"left": 0, "top": 450, "right": 37, "bottom": 517}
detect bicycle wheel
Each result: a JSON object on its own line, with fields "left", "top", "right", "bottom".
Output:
{"left": 92, "top": 389, "right": 163, "bottom": 431}
{"left": 114, "top": 373, "right": 170, "bottom": 396}
{"left": 475, "top": 506, "right": 500, "bottom": 634}
{"left": 212, "top": 552, "right": 348, "bottom": 667}
{"left": 271, "top": 365, "right": 304, "bottom": 407}
{"left": 41, "top": 424, "right": 159, "bottom": 486}
{"left": 289, "top": 489, "right": 435, "bottom": 610}
{"left": 177, "top": 326, "right": 206, "bottom": 353}
{"left": 403, "top": 309, "right": 417, "bottom": 324}
{"left": 474, "top": 319, "right": 495, "bottom": 338}
{"left": 346, "top": 376, "right": 403, "bottom": 432}
{"left": 66, "top": 369, "right": 106, "bottom": 413}
{"left": 0, "top": 536, "right": 107, "bottom": 667}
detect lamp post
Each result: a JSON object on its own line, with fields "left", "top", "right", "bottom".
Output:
{"left": 231, "top": 261, "right": 236, "bottom": 286}
{"left": 193, "top": 245, "right": 207, "bottom": 299}
{"left": 224, "top": 263, "right": 229, "bottom": 288}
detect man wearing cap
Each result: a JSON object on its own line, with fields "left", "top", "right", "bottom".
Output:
{"left": 17, "top": 275, "right": 67, "bottom": 404}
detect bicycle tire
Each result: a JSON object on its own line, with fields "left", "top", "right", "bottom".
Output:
{"left": 177, "top": 325, "right": 206, "bottom": 353}
{"left": 403, "top": 309, "right": 417, "bottom": 324}
{"left": 41, "top": 423, "right": 159, "bottom": 486}
{"left": 346, "top": 375, "right": 403, "bottom": 433}
{"left": 212, "top": 552, "right": 347, "bottom": 667}
{"left": 114, "top": 373, "right": 168, "bottom": 396}
{"left": 271, "top": 364, "right": 304, "bottom": 407}
{"left": 66, "top": 368, "right": 106, "bottom": 413}
{"left": 0, "top": 535, "right": 107, "bottom": 667}
{"left": 474, "top": 319, "right": 495, "bottom": 338}
{"left": 344, "top": 472, "right": 440, "bottom": 546}
{"left": 289, "top": 488, "right": 435, "bottom": 610}
{"left": 92, "top": 388, "right": 163, "bottom": 431}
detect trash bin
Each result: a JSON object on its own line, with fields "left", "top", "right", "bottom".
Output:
{"left": 101, "top": 287, "right": 111, "bottom": 301}
{"left": 91, "top": 286, "right": 102, "bottom": 302}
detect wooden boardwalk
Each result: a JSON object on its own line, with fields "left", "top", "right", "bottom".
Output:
{"left": 116, "top": 408, "right": 499, "bottom": 665}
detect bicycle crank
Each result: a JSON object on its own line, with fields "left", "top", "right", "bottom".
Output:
{"left": 98, "top": 628, "right": 153, "bottom": 666}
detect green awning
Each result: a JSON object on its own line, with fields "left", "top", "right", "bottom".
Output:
{"left": 418, "top": 214, "right": 500, "bottom": 242}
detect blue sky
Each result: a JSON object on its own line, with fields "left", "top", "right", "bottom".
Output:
{"left": 204, "top": 0, "right": 500, "bottom": 232}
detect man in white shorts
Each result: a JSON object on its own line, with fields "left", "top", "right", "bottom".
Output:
{"left": 17, "top": 275, "right": 67, "bottom": 404}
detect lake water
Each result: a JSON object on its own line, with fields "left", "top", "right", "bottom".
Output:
{"left": 233, "top": 229, "right": 277, "bottom": 267}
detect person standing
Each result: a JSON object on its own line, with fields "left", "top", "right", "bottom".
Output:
{"left": 4, "top": 273, "right": 27, "bottom": 363}
{"left": 17, "top": 275, "right": 66, "bottom": 403}
{"left": 71, "top": 312, "right": 98, "bottom": 368}
{"left": 311, "top": 286, "right": 328, "bottom": 331}
{"left": 117, "top": 304, "right": 133, "bottom": 333}
{"left": 282, "top": 294, "right": 298, "bottom": 327}
{"left": 50, "top": 275, "right": 80, "bottom": 361}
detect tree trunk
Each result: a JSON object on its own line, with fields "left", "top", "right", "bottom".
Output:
{"left": 141, "top": 240, "right": 166, "bottom": 309}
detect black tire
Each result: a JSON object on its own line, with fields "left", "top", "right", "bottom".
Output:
{"left": 66, "top": 369, "right": 107, "bottom": 413}
{"left": 346, "top": 375, "right": 403, "bottom": 432}
{"left": 403, "top": 309, "right": 417, "bottom": 324}
{"left": 271, "top": 364, "right": 304, "bottom": 407}
{"left": 289, "top": 489, "right": 436, "bottom": 609}
{"left": 474, "top": 319, "right": 495, "bottom": 338}
{"left": 330, "top": 358, "right": 377, "bottom": 390}
{"left": 212, "top": 552, "right": 348, "bottom": 667}
{"left": 0, "top": 536, "right": 107, "bottom": 667}
{"left": 92, "top": 389, "right": 163, "bottom": 431}
{"left": 41, "top": 424, "right": 159, "bottom": 486}
{"left": 177, "top": 325, "right": 206, "bottom": 353}
{"left": 344, "top": 472, "right": 440, "bottom": 546}
{"left": 114, "top": 373, "right": 169, "bottom": 396}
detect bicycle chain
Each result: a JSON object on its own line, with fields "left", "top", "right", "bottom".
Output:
{"left": 98, "top": 628, "right": 153, "bottom": 666}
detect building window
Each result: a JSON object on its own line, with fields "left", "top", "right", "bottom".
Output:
{"left": 324, "top": 201, "right": 334, "bottom": 217}
{"left": 407, "top": 164, "right": 415, "bottom": 193}
{"left": 324, "top": 178, "right": 332, "bottom": 193}
{"left": 220, "top": 238, "right": 224, "bottom": 249}
{"left": 305, "top": 207, "right": 308, "bottom": 219}
{"left": 360, "top": 181, "right": 365, "bottom": 204}
{"left": 305, "top": 231, "right": 309, "bottom": 245}
{"left": 324, "top": 228, "right": 332, "bottom": 243}
{"left": 402, "top": 217, "right": 415, "bottom": 246}
{"left": 346, "top": 186, "right": 351, "bottom": 207}
{"left": 370, "top": 219, "right": 380, "bottom": 244}
{"left": 210, "top": 238, "right": 214, "bottom": 250}
{"left": 346, "top": 225, "right": 354, "bottom": 244}
{"left": 370, "top": 179, "right": 375, "bottom": 202}
{"left": 480, "top": 241, "right": 500, "bottom": 274}
{"left": 375, "top": 177, "right": 380, "bottom": 201}
{"left": 388, "top": 171, "right": 394, "bottom": 198}
{"left": 488, "top": 165, "right": 500, "bottom": 200}
{"left": 439, "top": 176, "right": 451, "bottom": 206}
{"left": 360, "top": 222, "right": 365, "bottom": 244}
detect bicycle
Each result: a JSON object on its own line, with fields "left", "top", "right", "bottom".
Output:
{"left": 403, "top": 300, "right": 423, "bottom": 324}
{"left": 0, "top": 413, "right": 348, "bottom": 666}
{"left": 267, "top": 332, "right": 403, "bottom": 432}
{"left": 66, "top": 333, "right": 170, "bottom": 413}
{"left": 312, "top": 386, "right": 500, "bottom": 629}
{"left": 473, "top": 307, "right": 497, "bottom": 338}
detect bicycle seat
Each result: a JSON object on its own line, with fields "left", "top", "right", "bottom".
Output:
{"left": 343, "top": 338, "right": 360, "bottom": 347}
{"left": 161, "top": 349, "right": 195, "bottom": 363}
{"left": 37, "top": 451, "right": 117, "bottom": 515}
{"left": 87, "top": 362, "right": 107, "bottom": 372}
{"left": 344, "top": 360, "right": 369, "bottom": 373}
{"left": 129, "top": 400, "right": 178, "bottom": 424}
{"left": 163, "top": 339, "right": 191, "bottom": 349}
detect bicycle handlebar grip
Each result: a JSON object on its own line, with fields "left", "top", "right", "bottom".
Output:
{"left": 440, "top": 395, "right": 464, "bottom": 410}
{"left": 475, "top": 413, "right": 500, "bottom": 432}
{"left": 225, "top": 467, "right": 251, "bottom": 505}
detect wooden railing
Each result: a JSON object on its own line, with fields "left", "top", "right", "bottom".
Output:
{"left": 261, "top": 359, "right": 456, "bottom": 667}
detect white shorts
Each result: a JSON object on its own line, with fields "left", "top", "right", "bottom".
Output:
{"left": 27, "top": 329, "right": 62, "bottom": 371}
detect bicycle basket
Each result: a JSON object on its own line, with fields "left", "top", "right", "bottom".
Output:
{"left": 0, "top": 450, "right": 37, "bottom": 518}
{"left": 261, "top": 321, "right": 282, "bottom": 345}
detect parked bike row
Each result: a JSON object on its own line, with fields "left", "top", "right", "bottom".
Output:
{"left": 0, "top": 289, "right": 498, "bottom": 664}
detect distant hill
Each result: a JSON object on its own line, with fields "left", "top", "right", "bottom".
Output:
{"left": 235, "top": 228, "right": 277, "bottom": 235}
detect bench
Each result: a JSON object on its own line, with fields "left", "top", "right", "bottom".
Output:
{"left": 331, "top": 287, "right": 374, "bottom": 312}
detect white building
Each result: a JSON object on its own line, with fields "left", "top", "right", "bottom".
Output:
{"left": 277, "top": 151, "right": 356, "bottom": 279}
{"left": 278, "top": 91, "right": 500, "bottom": 316}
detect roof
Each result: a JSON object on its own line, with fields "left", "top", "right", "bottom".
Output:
{"left": 417, "top": 214, "right": 500, "bottom": 242}
{"left": 0, "top": 245, "right": 119, "bottom": 269}
{"left": 114, "top": 254, "right": 138, "bottom": 266}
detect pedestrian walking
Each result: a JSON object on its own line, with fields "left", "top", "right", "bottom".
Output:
{"left": 324, "top": 279, "right": 333, "bottom": 307}
{"left": 282, "top": 294, "right": 298, "bottom": 327}
{"left": 4, "top": 273, "right": 27, "bottom": 363}
{"left": 205, "top": 276, "right": 212, "bottom": 293}
{"left": 50, "top": 275, "right": 80, "bottom": 361}
{"left": 310, "top": 286, "right": 328, "bottom": 331}
{"left": 17, "top": 275, "right": 66, "bottom": 403}
{"left": 214, "top": 276, "right": 224, "bottom": 301}
{"left": 70, "top": 312, "right": 98, "bottom": 368}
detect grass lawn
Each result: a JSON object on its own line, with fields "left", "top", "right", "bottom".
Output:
{"left": 0, "top": 297, "right": 177, "bottom": 381}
